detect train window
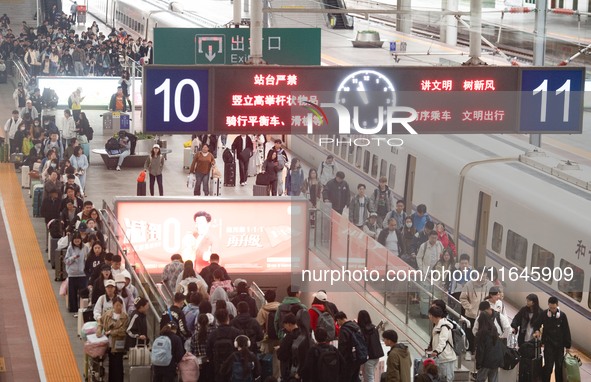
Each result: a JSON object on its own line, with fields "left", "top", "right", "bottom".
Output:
{"left": 347, "top": 145, "right": 354, "bottom": 164}
{"left": 505, "top": 230, "right": 527, "bottom": 267}
{"left": 371, "top": 154, "right": 378, "bottom": 178}
{"left": 531, "top": 244, "right": 554, "bottom": 284}
{"left": 363, "top": 151, "right": 370, "bottom": 173}
{"left": 558, "top": 259, "right": 583, "bottom": 302}
{"left": 355, "top": 147, "right": 362, "bottom": 168}
{"left": 380, "top": 159, "right": 387, "bottom": 178}
{"left": 492, "top": 222, "right": 503, "bottom": 254}
{"left": 388, "top": 165, "right": 396, "bottom": 189}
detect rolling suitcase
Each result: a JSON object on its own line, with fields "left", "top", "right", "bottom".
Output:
{"left": 0, "top": 142, "right": 8, "bottom": 162}
{"left": 137, "top": 181, "right": 146, "bottom": 196}
{"left": 518, "top": 339, "right": 543, "bottom": 382}
{"left": 55, "top": 250, "right": 67, "bottom": 281}
{"left": 86, "top": 355, "right": 105, "bottom": 382}
{"left": 21, "top": 165, "right": 30, "bottom": 188}
{"left": 210, "top": 176, "right": 221, "bottom": 196}
{"left": 48, "top": 236, "right": 59, "bottom": 266}
{"left": 183, "top": 147, "right": 193, "bottom": 169}
{"left": 253, "top": 185, "right": 269, "bottom": 196}
{"left": 129, "top": 365, "right": 151, "bottom": 381}
{"left": 224, "top": 162, "right": 236, "bottom": 186}
{"left": 10, "top": 152, "right": 24, "bottom": 165}
{"left": 33, "top": 184, "right": 44, "bottom": 217}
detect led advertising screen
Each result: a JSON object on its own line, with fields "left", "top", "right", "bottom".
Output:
{"left": 114, "top": 198, "right": 308, "bottom": 273}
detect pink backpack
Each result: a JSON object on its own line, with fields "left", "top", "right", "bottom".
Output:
{"left": 178, "top": 352, "right": 200, "bottom": 382}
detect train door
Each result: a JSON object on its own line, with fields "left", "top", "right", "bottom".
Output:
{"left": 474, "top": 191, "right": 491, "bottom": 268}
{"left": 404, "top": 155, "right": 416, "bottom": 214}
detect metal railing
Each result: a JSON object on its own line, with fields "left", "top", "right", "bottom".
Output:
{"left": 309, "top": 202, "right": 465, "bottom": 353}
{"left": 9, "top": 57, "right": 32, "bottom": 87}
{"left": 100, "top": 201, "right": 169, "bottom": 341}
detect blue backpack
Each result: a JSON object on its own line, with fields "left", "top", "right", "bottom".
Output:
{"left": 342, "top": 323, "right": 368, "bottom": 366}
{"left": 231, "top": 353, "right": 254, "bottom": 382}
{"left": 151, "top": 335, "right": 172, "bottom": 366}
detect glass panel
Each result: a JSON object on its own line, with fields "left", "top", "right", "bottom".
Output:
{"left": 506, "top": 230, "right": 527, "bottom": 267}
{"left": 380, "top": 159, "right": 387, "bottom": 178}
{"left": 531, "top": 244, "right": 554, "bottom": 285}
{"left": 558, "top": 259, "right": 583, "bottom": 302}
{"left": 492, "top": 222, "right": 503, "bottom": 254}
{"left": 348, "top": 145, "right": 355, "bottom": 164}
{"left": 330, "top": 209, "right": 349, "bottom": 268}
{"left": 388, "top": 165, "right": 396, "bottom": 189}
{"left": 355, "top": 147, "right": 362, "bottom": 168}
{"left": 339, "top": 142, "right": 347, "bottom": 160}
{"left": 363, "top": 151, "right": 370, "bottom": 173}
{"left": 371, "top": 154, "right": 378, "bottom": 178}
{"left": 347, "top": 224, "right": 368, "bottom": 272}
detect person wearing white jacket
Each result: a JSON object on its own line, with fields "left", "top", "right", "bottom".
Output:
{"left": 472, "top": 300, "right": 512, "bottom": 339}
{"left": 94, "top": 279, "right": 127, "bottom": 321}
{"left": 428, "top": 306, "right": 457, "bottom": 382}
{"left": 65, "top": 232, "right": 89, "bottom": 315}
{"left": 61, "top": 109, "right": 77, "bottom": 147}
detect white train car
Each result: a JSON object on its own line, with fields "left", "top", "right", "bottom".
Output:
{"left": 287, "top": 133, "right": 591, "bottom": 353}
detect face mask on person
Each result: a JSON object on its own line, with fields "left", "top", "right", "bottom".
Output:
{"left": 50, "top": 163, "right": 57, "bottom": 168}
{"left": 116, "top": 283, "right": 125, "bottom": 291}
{"left": 406, "top": 223, "right": 412, "bottom": 228}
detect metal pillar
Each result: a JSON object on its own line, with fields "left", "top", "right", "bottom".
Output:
{"left": 131, "top": 60, "right": 137, "bottom": 133}
{"left": 396, "top": 0, "right": 412, "bottom": 34}
{"left": 463, "top": 0, "right": 486, "bottom": 65}
{"left": 530, "top": 0, "right": 547, "bottom": 147}
{"left": 249, "top": 0, "right": 265, "bottom": 64}
{"left": 445, "top": 0, "right": 458, "bottom": 45}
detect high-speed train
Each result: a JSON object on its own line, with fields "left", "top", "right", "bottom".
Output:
{"left": 88, "top": 0, "right": 227, "bottom": 42}
{"left": 287, "top": 133, "right": 591, "bottom": 354}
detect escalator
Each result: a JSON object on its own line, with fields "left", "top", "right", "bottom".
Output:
{"left": 322, "top": 0, "right": 353, "bottom": 29}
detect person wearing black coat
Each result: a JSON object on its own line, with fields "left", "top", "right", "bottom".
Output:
{"left": 231, "top": 134, "right": 254, "bottom": 186}
{"left": 335, "top": 311, "right": 364, "bottom": 382}
{"left": 152, "top": 322, "right": 185, "bottom": 382}
{"left": 358, "top": 310, "right": 384, "bottom": 382}
{"left": 474, "top": 310, "right": 504, "bottom": 382}
{"left": 200, "top": 254, "right": 231, "bottom": 291}
{"left": 206, "top": 309, "right": 242, "bottom": 382}
{"left": 126, "top": 297, "right": 150, "bottom": 349}
{"left": 510, "top": 293, "right": 543, "bottom": 346}
{"left": 231, "top": 282, "right": 258, "bottom": 318}
{"left": 322, "top": 171, "right": 351, "bottom": 214}
{"left": 41, "top": 187, "right": 62, "bottom": 224}
{"left": 532, "top": 296, "right": 572, "bottom": 382}
{"left": 230, "top": 301, "right": 264, "bottom": 353}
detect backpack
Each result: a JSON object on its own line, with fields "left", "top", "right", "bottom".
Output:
{"left": 373, "top": 188, "right": 391, "bottom": 216}
{"left": 265, "top": 309, "right": 279, "bottom": 340}
{"left": 310, "top": 307, "right": 335, "bottom": 341}
{"left": 151, "top": 335, "right": 172, "bottom": 366}
{"left": 277, "top": 303, "right": 301, "bottom": 338}
{"left": 213, "top": 337, "right": 236, "bottom": 375}
{"left": 315, "top": 344, "right": 340, "bottom": 381}
{"left": 223, "top": 148, "right": 234, "bottom": 164}
{"left": 105, "top": 137, "right": 119, "bottom": 151}
{"left": 442, "top": 320, "right": 466, "bottom": 356}
{"left": 342, "top": 323, "right": 368, "bottom": 365}
{"left": 231, "top": 353, "right": 254, "bottom": 382}
{"left": 83, "top": 125, "right": 94, "bottom": 141}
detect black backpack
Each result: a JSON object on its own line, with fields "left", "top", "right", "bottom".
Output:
{"left": 266, "top": 309, "right": 279, "bottom": 340}
{"left": 83, "top": 125, "right": 94, "bottom": 141}
{"left": 105, "top": 137, "right": 119, "bottom": 151}
{"left": 342, "top": 323, "right": 369, "bottom": 366}
{"left": 277, "top": 303, "right": 301, "bottom": 339}
{"left": 223, "top": 148, "right": 234, "bottom": 164}
{"left": 213, "top": 337, "right": 236, "bottom": 378}
{"left": 315, "top": 344, "right": 340, "bottom": 381}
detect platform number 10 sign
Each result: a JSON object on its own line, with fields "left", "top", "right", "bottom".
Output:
{"left": 144, "top": 68, "right": 209, "bottom": 134}
{"left": 519, "top": 68, "right": 584, "bottom": 133}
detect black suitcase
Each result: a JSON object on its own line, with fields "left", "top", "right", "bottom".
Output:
{"left": 518, "top": 339, "right": 543, "bottom": 382}
{"left": 224, "top": 162, "right": 236, "bottom": 186}
{"left": 33, "top": 185, "right": 43, "bottom": 217}
{"left": 136, "top": 181, "right": 146, "bottom": 196}
{"left": 55, "top": 250, "right": 67, "bottom": 281}
{"left": 48, "top": 237, "right": 59, "bottom": 268}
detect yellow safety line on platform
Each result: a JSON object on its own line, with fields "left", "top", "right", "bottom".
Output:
{"left": 543, "top": 137, "right": 591, "bottom": 161}
{"left": 0, "top": 164, "right": 80, "bottom": 381}
{"left": 321, "top": 53, "right": 351, "bottom": 66}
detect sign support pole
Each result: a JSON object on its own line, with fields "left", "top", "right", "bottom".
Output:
{"left": 249, "top": 0, "right": 265, "bottom": 64}
{"left": 530, "top": 0, "right": 547, "bottom": 147}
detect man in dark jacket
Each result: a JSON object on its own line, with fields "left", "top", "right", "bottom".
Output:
{"left": 206, "top": 309, "right": 242, "bottom": 382}
{"left": 322, "top": 171, "right": 350, "bottom": 214}
{"left": 335, "top": 311, "right": 364, "bottom": 382}
{"left": 377, "top": 218, "right": 404, "bottom": 257}
{"left": 231, "top": 134, "right": 254, "bottom": 186}
{"left": 41, "top": 187, "right": 62, "bottom": 224}
{"left": 160, "top": 292, "right": 190, "bottom": 341}
{"left": 200, "top": 253, "right": 231, "bottom": 290}
{"left": 533, "top": 296, "right": 572, "bottom": 382}
{"left": 230, "top": 301, "right": 264, "bottom": 353}
{"left": 301, "top": 327, "right": 345, "bottom": 382}
{"left": 231, "top": 281, "right": 258, "bottom": 318}
{"left": 153, "top": 321, "right": 185, "bottom": 382}
{"left": 277, "top": 313, "right": 301, "bottom": 381}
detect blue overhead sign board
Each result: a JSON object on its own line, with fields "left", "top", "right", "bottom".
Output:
{"left": 143, "top": 66, "right": 209, "bottom": 134}
{"left": 143, "top": 66, "right": 585, "bottom": 135}
{"left": 519, "top": 68, "right": 585, "bottom": 133}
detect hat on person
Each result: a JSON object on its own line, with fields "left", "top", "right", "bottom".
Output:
{"left": 489, "top": 286, "right": 501, "bottom": 295}
{"left": 423, "top": 358, "right": 436, "bottom": 368}
{"left": 234, "top": 278, "right": 247, "bottom": 287}
{"left": 78, "top": 222, "right": 88, "bottom": 231}
{"left": 120, "top": 270, "right": 131, "bottom": 280}
{"left": 369, "top": 212, "right": 378, "bottom": 217}
{"left": 315, "top": 291, "right": 328, "bottom": 302}
{"left": 104, "top": 279, "right": 116, "bottom": 287}
{"left": 153, "top": 144, "right": 160, "bottom": 149}
{"left": 114, "top": 273, "right": 126, "bottom": 283}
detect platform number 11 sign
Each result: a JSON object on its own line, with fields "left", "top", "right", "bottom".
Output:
{"left": 519, "top": 68, "right": 584, "bottom": 133}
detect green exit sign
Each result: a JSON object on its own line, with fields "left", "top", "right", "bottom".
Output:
{"left": 154, "top": 28, "right": 321, "bottom": 66}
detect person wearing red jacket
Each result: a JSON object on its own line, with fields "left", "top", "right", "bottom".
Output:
{"left": 436, "top": 223, "right": 456, "bottom": 259}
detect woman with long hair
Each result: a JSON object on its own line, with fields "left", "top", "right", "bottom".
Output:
{"left": 511, "top": 294, "right": 543, "bottom": 346}
{"left": 286, "top": 158, "right": 305, "bottom": 196}
{"left": 175, "top": 260, "right": 208, "bottom": 296}
{"left": 357, "top": 310, "right": 385, "bottom": 382}
{"left": 302, "top": 168, "right": 322, "bottom": 207}
{"left": 89, "top": 208, "right": 104, "bottom": 233}
{"left": 191, "top": 313, "right": 216, "bottom": 381}
{"left": 69, "top": 145, "right": 88, "bottom": 190}
{"left": 65, "top": 231, "right": 89, "bottom": 314}
{"left": 144, "top": 144, "right": 165, "bottom": 196}
{"left": 221, "top": 335, "right": 261, "bottom": 381}
{"left": 474, "top": 308, "right": 504, "bottom": 382}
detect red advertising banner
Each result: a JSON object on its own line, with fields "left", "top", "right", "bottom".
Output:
{"left": 114, "top": 198, "right": 308, "bottom": 273}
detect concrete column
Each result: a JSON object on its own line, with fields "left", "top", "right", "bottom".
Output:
{"left": 234, "top": 0, "right": 242, "bottom": 26}
{"left": 530, "top": 0, "right": 547, "bottom": 147}
{"left": 464, "top": 0, "right": 486, "bottom": 65}
{"left": 445, "top": 0, "right": 458, "bottom": 46}
{"left": 396, "top": 0, "right": 412, "bottom": 34}
{"left": 250, "top": 0, "right": 264, "bottom": 64}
